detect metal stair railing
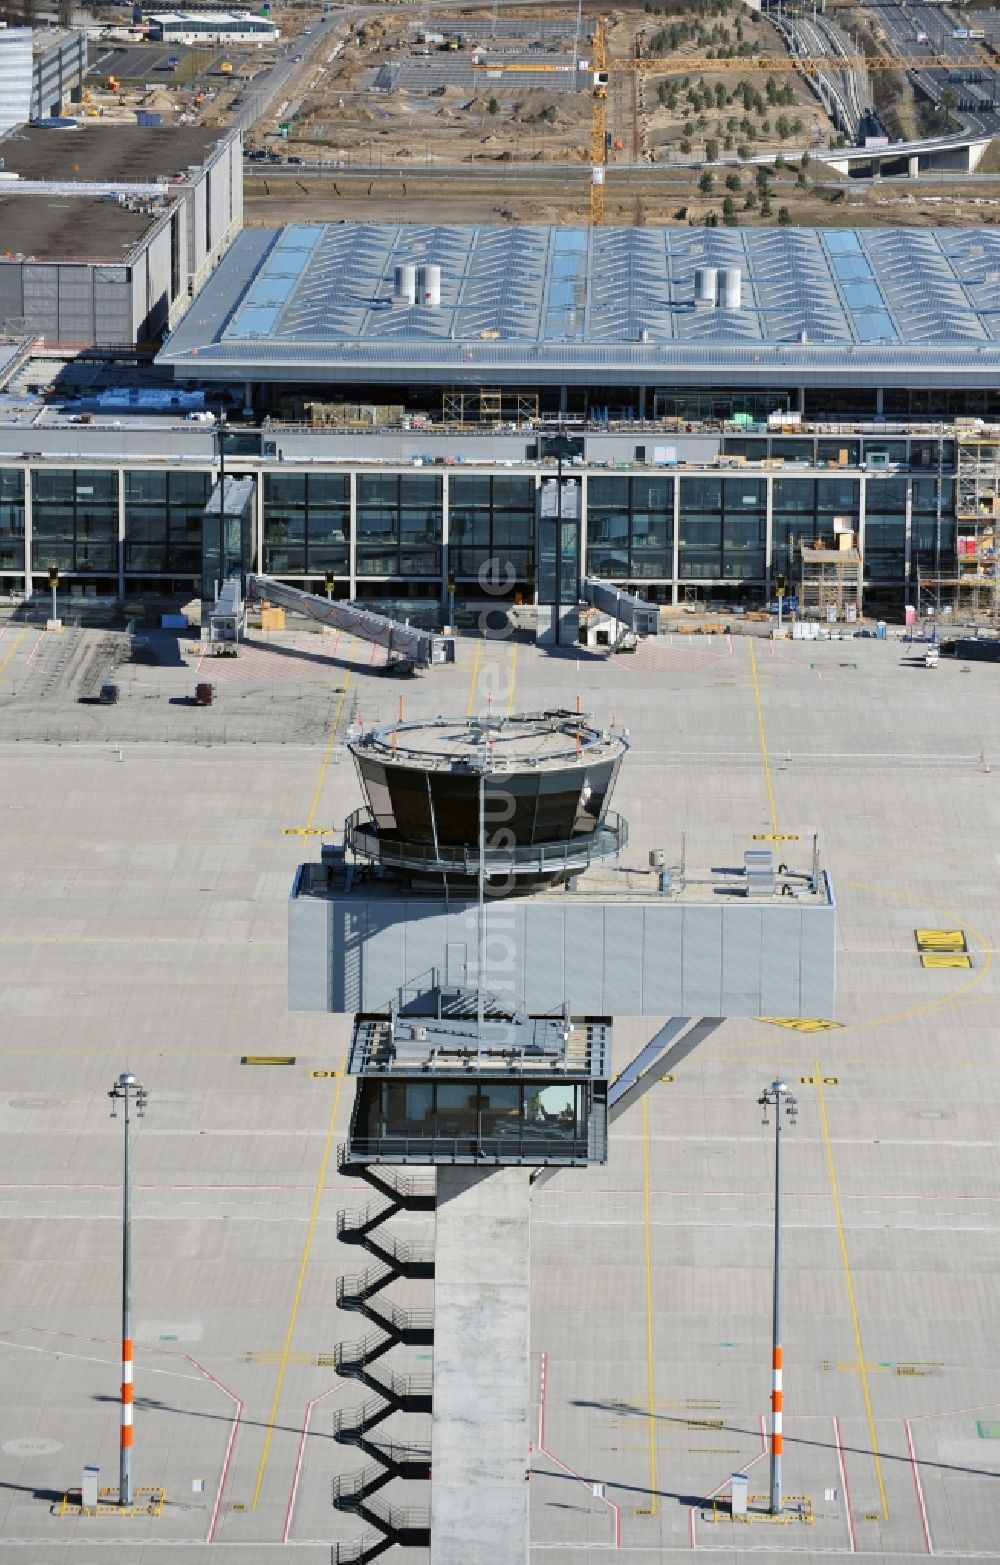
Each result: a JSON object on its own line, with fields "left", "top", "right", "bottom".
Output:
{"left": 331, "top": 1371, "right": 432, "bottom": 1440}
{"left": 332, "top": 1463, "right": 394, "bottom": 1509}
{"left": 337, "top": 1263, "right": 396, "bottom": 1308}
{"left": 351, "top": 1364, "right": 433, "bottom": 1407}
{"left": 332, "top": 1331, "right": 395, "bottom": 1374}
{"left": 354, "top": 1496, "right": 431, "bottom": 1542}
{"left": 330, "top": 1533, "right": 394, "bottom": 1565}
{"left": 337, "top": 1145, "right": 436, "bottom": 1206}
{"left": 355, "top": 1228, "right": 435, "bottom": 1273}
{"left": 337, "top": 1203, "right": 401, "bottom": 1241}
{"left": 332, "top": 1396, "right": 395, "bottom": 1443}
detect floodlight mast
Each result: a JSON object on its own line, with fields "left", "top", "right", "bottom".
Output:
{"left": 758, "top": 1079, "right": 797, "bottom": 1515}
{"left": 108, "top": 1072, "right": 147, "bottom": 1507}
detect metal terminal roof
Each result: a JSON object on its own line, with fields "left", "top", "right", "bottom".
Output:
{"left": 348, "top": 1007, "right": 611, "bottom": 1079}
{"left": 157, "top": 223, "right": 1000, "bottom": 388}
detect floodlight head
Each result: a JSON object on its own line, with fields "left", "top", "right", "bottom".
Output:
{"left": 772, "top": 1080, "right": 788, "bottom": 1095}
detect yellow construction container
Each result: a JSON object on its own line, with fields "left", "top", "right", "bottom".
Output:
{"left": 260, "top": 607, "right": 285, "bottom": 631}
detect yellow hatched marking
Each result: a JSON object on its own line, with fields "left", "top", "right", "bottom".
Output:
{"left": 759, "top": 1016, "right": 842, "bottom": 1033}
{"left": 921, "top": 952, "right": 972, "bottom": 970}
{"left": 915, "top": 928, "right": 967, "bottom": 952}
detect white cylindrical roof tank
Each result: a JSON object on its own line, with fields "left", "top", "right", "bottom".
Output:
{"left": 718, "top": 267, "right": 742, "bottom": 310}
{"left": 694, "top": 266, "right": 717, "bottom": 309}
{"left": 417, "top": 262, "right": 441, "bottom": 307}
{"left": 394, "top": 263, "right": 416, "bottom": 305}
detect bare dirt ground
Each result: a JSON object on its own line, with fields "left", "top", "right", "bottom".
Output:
{"left": 256, "top": 1, "right": 839, "bottom": 169}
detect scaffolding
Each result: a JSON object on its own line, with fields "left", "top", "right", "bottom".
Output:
{"left": 798, "top": 539, "right": 863, "bottom": 623}
{"left": 918, "top": 433, "right": 1000, "bottom": 625}
{"left": 440, "top": 388, "right": 539, "bottom": 425}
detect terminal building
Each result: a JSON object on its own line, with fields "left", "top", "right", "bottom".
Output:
{"left": 0, "top": 25, "right": 87, "bottom": 135}
{"left": 3, "top": 216, "right": 1000, "bottom": 619}
{"left": 0, "top": 126, "right": 243, "bottom": 349}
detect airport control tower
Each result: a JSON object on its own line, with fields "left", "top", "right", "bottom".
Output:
{"left": 289, "top": 708, "right": 836, "bottom": 1565}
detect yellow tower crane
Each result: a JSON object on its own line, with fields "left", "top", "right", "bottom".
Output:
{"left": 473, "top": 37, "right": 988, "bottom": 225}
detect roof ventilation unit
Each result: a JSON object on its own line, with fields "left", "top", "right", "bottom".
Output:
{"left": 394, "top": 262, "right": 416, "bottom": 306}
{"left": 694, "top": 266, "right": 717, "bottom": 310}
{"left": 718, "top": 267, "right": 742, "bottom": 310}
{"left": 417, "top": 262, "right": 441, "bottom": 308}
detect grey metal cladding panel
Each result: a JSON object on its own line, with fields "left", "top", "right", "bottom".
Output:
{"left": 720, "top": 904, "right": 763, "bottom": 1015}
{"left": 365, "top": 905, "right": 407, "bottom": 1011}
{"left": 287, "top": 894, "right": 332, "bottom": 1012}
{"left": 405, "top": 901, "right": 452, "bottom": 997}
{"left": 602, "top": 903, "right": 645, "bottom": 1014}
{"left": 482, "top": 900, "right": 526, "bottom": 1000}
{"left": 759, "top": 905, "right": 803, "bottom": 1018}
{"left": 680, "top": 905, "right": 724, "bottom": 1013}
{"left": 641, "top": 905, "right": 684, "bottom": 1015}
{"left": 332, "top": 902, "right": 366, "bottom": 1013}
{"left": 524, "top": 903, "right": 566, "bottom": 1015}
{"left": 0, "top": 270, "right": 23, "bottom": 316}
{"left": 798, "top": 905, "right": 837, "bottom": 1020}
{"left": 564, "top": 903, "right": 605, "bottom": 1014}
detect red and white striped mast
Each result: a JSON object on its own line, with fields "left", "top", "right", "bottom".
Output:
{"left": 109, "top": 1072, "right": 147, "bottom": 1507}
{"left": 758, "top": 1079, "right": 797, "bottom": 1515}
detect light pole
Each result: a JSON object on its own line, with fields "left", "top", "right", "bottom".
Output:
{"left": 758, "top": 1079, "right": 797, "bottom": 1515}
{"left": 108, "top": 1072, "right": 147, "bottom": 1507}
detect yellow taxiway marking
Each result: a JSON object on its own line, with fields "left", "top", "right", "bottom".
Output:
{"left": 252, "top": 1071, "right": 344, "bottom": 1509}
{"left": 920, "top": 952, "right": 972, "bottom": 970}
{"left": 506, "top": 638, "right": 519, "bottom": 715}
{"left": 641, "top": 1097, "right": 659, "bottom": 1516}
{"left": 0, "top": 627, "right": 27, "bottom": 681}
{"left": 300, "top": 643, "right": 354, "bottom": 834}
{"left": 748, "top": 638, "right": 778, "bottom": 835}
{"left": 465, "top": 637, "right": 483, "bottom": 717}
{"left": 816, "top": 1066, "right": 888, "bottom": 1520}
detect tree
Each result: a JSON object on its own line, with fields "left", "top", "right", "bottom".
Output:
{"left": 725, "top": 171, "right": 741, "bottom": 191}
{"left": 56, "top": 0, "right": 73, "bottom": 21}
{"left": 799, "top": 150, "right": 811, "bottom": 170}
{"left": 755, "top": 164, "right": 771, "bottom": 190}
{"left": 743, "top": 188, "right": 757, "bottom": 209}
{"left": 736, "top": 141, "right": 751, "bottom": 159}
{"left": 760, "top": 196, "right": 772, "bottom": 217}
{"left": 941, "top": 86, "right": 958, "bottom": 129}
{"left": 722, "top": 194, "right": 737, "bottom": 223}
{"left": 777, "top": 205, "right": 791, "bottom": 225}
{"left": 698, "top": 170, "right": 714, "bottom": 193}
{"left": 680, "top": 137, "right": 692, "bottom": 154}
{"left": 487, "top": 97, "right": 499, "bottom": 116}
{"left": 705, "top": 137, "right": 719, "bottom": 162}
{"left": 704, "top": 208, "right": 719, "bottom": 227}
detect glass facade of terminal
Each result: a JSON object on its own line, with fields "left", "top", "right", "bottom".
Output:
{"left": 0, "top": 435, "right": 959, "bottom": 615}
